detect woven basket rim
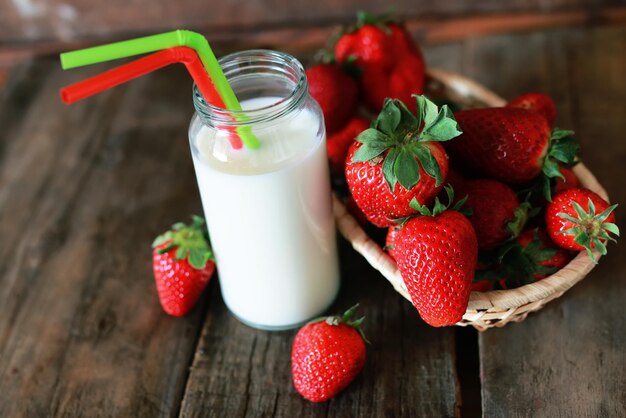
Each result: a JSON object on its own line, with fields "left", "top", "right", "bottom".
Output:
{"left": 334, "top": 67, "right": 609, "bottom": 326}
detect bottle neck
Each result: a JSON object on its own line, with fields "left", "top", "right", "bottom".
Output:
{"left": 193, "top": 49, "right": 308, "bottom": 129}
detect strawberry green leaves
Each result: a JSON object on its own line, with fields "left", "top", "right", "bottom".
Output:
{"left": 152, "top": 215, "right": 215, "bottom": 270}
{"left": 351, "top": 96, "right": 462, "bottom": 192}
{"left": 408, "top": 185, "right": 468, "bottom": 217}
{"left": 558, "top": 198, "right": 619, "bottom": 263}
{"left": 541, "top": 128, "right": 580, "bottom": 200}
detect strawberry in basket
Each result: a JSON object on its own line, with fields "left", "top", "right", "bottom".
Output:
{"left": 506, "top": 92, "right": 557, "bottom": 126}
{"left": 334, "top": 12, "right": 425, "bottom": 113}
{"left": 546, "top": 188, "right": 619, "bottom": 262}
{"left": 327, "top": 116, "right": 370, "bottom": 174}
{"left": 345, "top": 96, "right": 461, "bottom": 227}
{"left": 446, "top": 108, "right": 579, "bottom": 189}
{"left": 455, "top": 179, "right": 533, "bottom": 250}
{"left": 306, "top": 63, "right": 359, "bottom": 134}
{"left": 393, "top": 186, "right": 478, "bottom": 326}
{"left": 495, "top": 227, "right": 573, "bottom": 289}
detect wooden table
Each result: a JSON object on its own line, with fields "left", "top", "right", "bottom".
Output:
{"left": 1, "top": 25, "right": 624, "bottom": 418}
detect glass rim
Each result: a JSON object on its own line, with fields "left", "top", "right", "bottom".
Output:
{"left": 192, "top": 49, "right": 307, "bottom": 127}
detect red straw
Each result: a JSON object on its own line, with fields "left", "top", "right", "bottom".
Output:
{"left": 60, "top": 46, "right": 243, "bottom": 149}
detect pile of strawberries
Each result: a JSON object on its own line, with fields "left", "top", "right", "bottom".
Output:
{"left": 307, "top": 14, "right": 620, "bottom": 328}
{"left": 147, "top": 13, "right": 619, "bottom": 405}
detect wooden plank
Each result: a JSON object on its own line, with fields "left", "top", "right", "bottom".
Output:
{"left": 477, "top": 26, "right": 626, "bottom": 417}
{"left": 1, "top": 0, "right": 626, "bottom": 45}
{"left": 0, "top": 61, "right": 207, "bottom": 417}
{"left": 179, "top": 237, "right": 460, "bottom": 417}
{"left": 2, "top": 7, "right": 626, "bottom": 70}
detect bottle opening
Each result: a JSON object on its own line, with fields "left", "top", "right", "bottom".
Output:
{"left": 193, "top": 50, "right": 307, "bottom": 127}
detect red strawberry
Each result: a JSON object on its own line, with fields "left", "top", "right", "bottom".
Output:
{"left": 291, "top": 305, "right": 367, "bottom": 402}
{"left": 445, "top": 167, "right": 467, "bottom": 192}
{"left": 345, "top": 97, "right": 460, "bottom": 228}
{"left": 385, "top": 226, "right": 400, "bottom": 260}
{"left": 459, "top": 179, "right": 529, "bottom": 250}
{"left": 327, "top": 116, "right": 370, "bottom": 174}
{"left": 546, "top": 188, "right": 619, "bottom": 262}
{"left": 446, "top": 108, "right": 578, "bottom": 185}
{"left": 335, "top": 12, "right": 425, "bottom": 112}
{"left": 152, "top": 216, "right": 215, "bottom": 317}
{"left": 394, "top": 188, "right": 478, "bottom": 326}
{"left": 306, "top": 63, "right": 358, "bottom": 133}
{"left": 555, "top": 166, "right": 580, "bottom": 195}
{"left": 516, "top": 228, "right": 572, "bottom": 279}
{"left": 359, "top": 53, "right": 426, "bottom": 114}
{"left": 335, "top": 24, "right": 393, "bottom": 68}
{"left": 497, "top": 227, "right": 573, "bottom": 289}
{"left": 506, "top": 92, "right": 557, "bottom": 125}
{"left": 471, "top": 279, "right": 494, "bottom": 292}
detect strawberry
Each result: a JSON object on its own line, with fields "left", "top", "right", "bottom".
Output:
{"left": 385, "top": 226, "right": 400, "bottom": 260}
{"left": 291, "top": 304, "right": 367, "bottom": 402}
{"left": 306, "top": 63, "right": 359, "bottom": 133}
{"left": 516, "top": 228, "right": 572, "bottom": 278}
{"left": 446, "top": 107, "right": 579, "bottom": 185}
{"left": 394, "top": 187, "right": 478, "bottom": 326}
{"left": 334, "top": 12, "right": 425, "bottom": 112}
{"left": 506, "top": 92, "right": 557, "bottom": 125}
{"left": 555, "top": 165, "right": 580, "bottom": 195}
{"left": 546, "top": 188, "right": 619, "bottom": 262}
{"left": 152, "top": 216, "right": 215, "bottom": 317}
{"left": 471, "top": 279, "right": 494, "bottom": 292}
{"left": 345, "top": 96, "right": 460, "bottom": 227}
{"left": 458, "top": 179, "right": 531, "bottom": 250}
{"left": 327, "top": 116, "right": 370, "bottom": 174}
{"left": 497, "top": 228, "right": 572, "bottom": 289}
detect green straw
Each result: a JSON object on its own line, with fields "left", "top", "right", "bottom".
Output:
{"left": 61, "top": 30, "right": 260, "bottom": 149}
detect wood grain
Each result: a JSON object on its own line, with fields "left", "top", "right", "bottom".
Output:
{"left": 474, "top": 26, "right": 626, "bottom": 417}
{"left": 1, "top": 24, "right": 625, "bottom": 417}
{"left": 178, "top": 238, "right": 460, "bottom": 417}
{"left": 4, "top": 0, "right": 625, "bottom": 44}
{"left": 2, "top": 6, "right": 626, "bottom": 71}
{"left": 0, "top": 61, "right": 207, "bottom": 417}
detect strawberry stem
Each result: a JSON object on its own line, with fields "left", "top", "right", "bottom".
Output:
{"left": 558, "top": 198, "right": 619, "bottom": 263}
{"left": 407, "top": 184, "right": 468, "bottom": 218}
{"left": 350, "top": 96, "right": 461, "bottom": 192}
{"left": 152, "top": 216, "right": 214, "bottom": 269}
{"left": 309, "top": 303, "right": 370, "bottom": 344}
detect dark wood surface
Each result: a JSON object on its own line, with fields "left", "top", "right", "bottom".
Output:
{"left": 2, "top": 0, "right": 624, "bottom": 44}
{"left": 0, "top": 24, "right": 624, "bottom": 418}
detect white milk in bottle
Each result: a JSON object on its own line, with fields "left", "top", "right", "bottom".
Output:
{"left": 188, "top": 50, "right": 340, "bottom": 330}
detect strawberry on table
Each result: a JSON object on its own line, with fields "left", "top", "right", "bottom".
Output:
{"left": 327, "top": 116, "right": 370, "bottom": 174}
{"left": 446, "top": 107, "right": 579, "bottom": 188}
{"left": 458, "top": 179, "right": 532, "bottom": 250}
{"left": 152, "top": 216, "right": 215, "bottom": 317}
{"left": 506, "top": 92, "right": 557, "bottom": 125}
{"left": 546, "top": 188, "right": 619, "bottom": 262}
{"left": 334, "top": 12, "right": 425, "bottom": 113}
{"left": 306, "top": 63, "right": 359, "bottom": 134}
{"left": 345, "top": 96, "right": 461, "bottom": 228}
{"left": 394, "top": 187, "right": 478, "bottom": 327}
{"left": 291, "top": 304, "right": 367, "bottom": 402}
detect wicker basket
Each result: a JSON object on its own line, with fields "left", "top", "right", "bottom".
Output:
{"left": 333, "top": 68, "right": 610, "bottom": 331}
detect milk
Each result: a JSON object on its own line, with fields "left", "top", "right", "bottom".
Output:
{"left": 189, "top": 97, "right": 340, "bottom": 329}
